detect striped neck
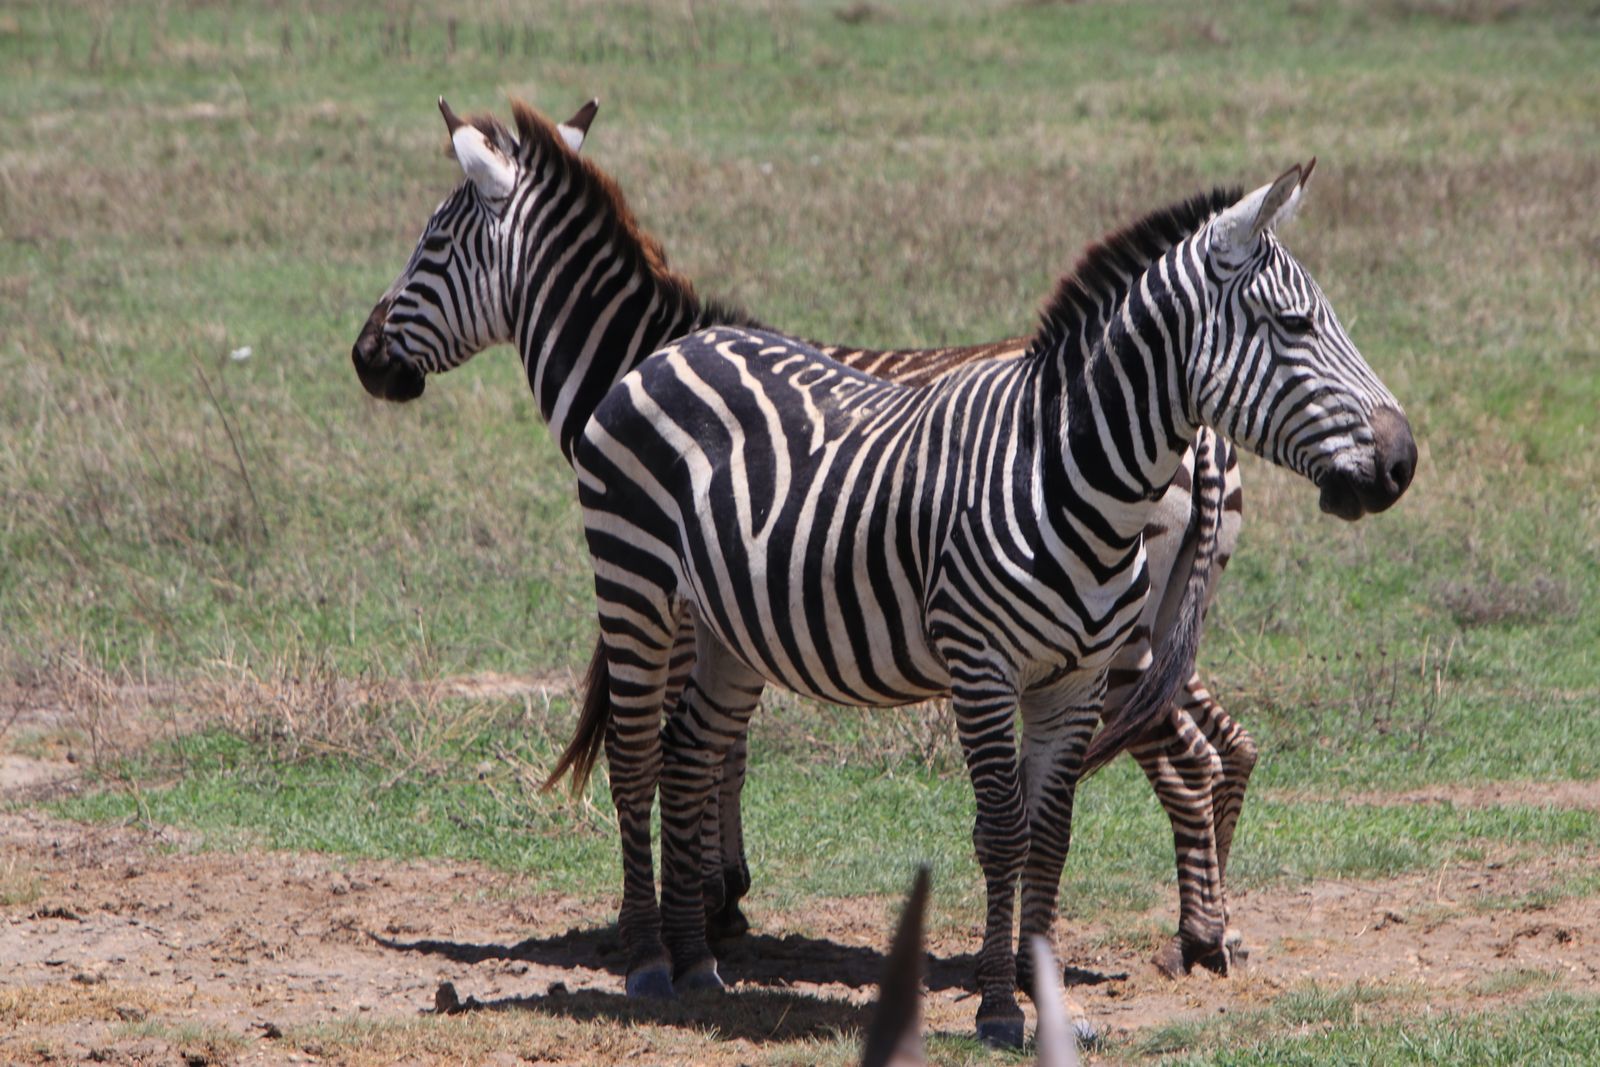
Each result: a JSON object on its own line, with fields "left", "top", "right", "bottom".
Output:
{"left": 500, "top": 128, "right": 757, "bottom": 463}
{"left": 1040, "top": 241, "right": 1205, "bottom": 546}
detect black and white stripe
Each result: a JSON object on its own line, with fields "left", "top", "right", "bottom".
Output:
{"left": 554, "top": 163, "right": 1415, "bottom": 1046}
{"left": 354, "top": 95, "right": 1289, "bottom": 984}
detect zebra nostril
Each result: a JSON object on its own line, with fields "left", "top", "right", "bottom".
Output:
{"left": 1388, "top": 458, "right": 1412, "bottom": 493}
{"left": 1368, "top": 405, "right": 1416, "bottom": 504}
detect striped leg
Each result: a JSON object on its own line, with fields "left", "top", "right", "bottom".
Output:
{"left": 660, "top": 602, "right": 751, "bottom": 942}
{"left": 657, "top": 629, "right": 765, "bottom": 991}
{"left": 949, "top": 677, "right": 1029, "bottom": 1048}
{"left": 1128, "top": 692, "right": 1229, "bottom": 978}
{"left": 1182, "top": 678, "right": 1258, "bottom": 964}
{"left": 703, "top": 733, "right": 753, "bottom": 939}
{"left": 1014, "top": 680, "right": 1101, "bottom": 997}
{"left": 1107, "top": 618, "right": 1233, "bottom": 978}
{"left": 597, "top": 602, "right": 678, "bottom": 999}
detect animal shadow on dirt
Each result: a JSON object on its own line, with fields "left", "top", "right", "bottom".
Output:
{"left": 427, "top": 977, "right": 868, "bottom": 1045}
{"left": 371, "top": 920, "right": 1125, "bottom": 1009}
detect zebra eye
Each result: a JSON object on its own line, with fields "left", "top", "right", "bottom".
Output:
{"left": 1276, "top": 312, "right": 1315, "bottom": 335}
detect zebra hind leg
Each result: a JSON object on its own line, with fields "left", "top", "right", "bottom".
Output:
{"left": 593, "top": 619, "right": 678, "bottom": 1000}
{"left": 706, "top": 733, "right": 753, "bottom": 940}
{"left": 657, "top": 633, "right": 765, "bottom": 993}
{"left": 1129, "top": 694, "right": 1230, "bottom": 978}
{"left": 1187, "top": 679, "right": 1258, "bottom": 969}
{"left": 663, "top": 605, "right": 754, "bottom": 943}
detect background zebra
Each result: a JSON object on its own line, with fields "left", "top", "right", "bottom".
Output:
{"left": 352, "top": 95, "right": 1254, "bottom": 977}
{"left": 554, "top": 163, "right": 1415, "bottom": 1046}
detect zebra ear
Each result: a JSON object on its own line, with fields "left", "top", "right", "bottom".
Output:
{"left": 449, "top": 117, "right": 518, "bottom": 200}
{"left": 558, "top": 98, "right": 599, "bottom": 152}
{"left": 1210, "top": 163, "right": 1306, "bottom": 260}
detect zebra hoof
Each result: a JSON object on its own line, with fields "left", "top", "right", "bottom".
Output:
{"left": 675, "top": 960, "right": 726, "bottom": 994}
{"left": 975, "top": 1016, "right": 1026, "bottom": 1050}
{"left": 625, "top": 965, "right": 676, "bottom": 1000}
{"left": 1225, "top": 928, "right": 1250, "bottom": 969}
{"left": 708, "top": 902, "right": 750, "bottom": 942}
{"left": 1151, "top": 936, "right": 1189, "bottom": 979}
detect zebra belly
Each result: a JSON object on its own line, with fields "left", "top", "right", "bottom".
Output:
{"left": 686, "top": 584, "right": 953, "bottom": 710}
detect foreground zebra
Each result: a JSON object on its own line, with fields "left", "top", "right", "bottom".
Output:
{"left": 354, "top": 95, "right": 1250, "bottom": 974}
{"left": 552, "top": 163, "right": 1416, "bottom": 1044}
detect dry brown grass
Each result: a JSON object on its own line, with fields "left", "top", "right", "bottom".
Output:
{"left": 0, "top": 981, "right": 168, "bottom": 1030}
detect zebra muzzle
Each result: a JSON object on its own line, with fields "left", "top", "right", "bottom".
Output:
{"left": 352, "top": 301, "right": 427, "bottom": 402}
{"left": 1317, "top": 406, "right": 1416, "bottom": 520}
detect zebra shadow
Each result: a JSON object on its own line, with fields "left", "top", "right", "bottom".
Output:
{"left": 370, "top": 922, "right": 1127, "bottom": 996}
{"left": 423, "top": 979, "right": 868, "bottom": 1045}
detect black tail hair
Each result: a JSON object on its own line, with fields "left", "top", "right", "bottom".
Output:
{"left": 1079, "top": 436, "right": 1225, "bottom": 776}
{"left": 860, "top": 866, "right": 931, "bottom": 1067}
{"left": 542, "top": 636, "right": 611, "bottom": 796}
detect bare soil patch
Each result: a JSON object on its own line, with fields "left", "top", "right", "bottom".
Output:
{"left": 1273, "top": 778, "right": 1600, "bottom": 815}
{"left": 3, "top": 811, "right": 1597, "bottom": 1065}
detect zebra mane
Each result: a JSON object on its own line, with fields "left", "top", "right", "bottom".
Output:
{"left": 1028, "top": 186, "right": 1242, "bottom": 368}
{"left": 483, "top": 99, "right": 757, "bottom": 330}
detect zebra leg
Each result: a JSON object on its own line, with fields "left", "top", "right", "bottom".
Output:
{"left": 661, "top": 607, "right": 752, "bottom": 943}
{"left": 657, "top": 632, "right": 765, "bottom": 993}
{"left": 1104, "top": 639, "right": 1230, "bottom": 977}
{"left": 597, "top": 614, "right": 677, "bottom": 1000}
{"left": 1014, "top": 680, "right": 1100, "bottom": 996}
{"left": 1129, "top": 695, "right": 1229, "bottom": 978}
{"left": 950, "top": 682, "right": 1029, "bottom": 1048}
{"left": 1183, "top": 678, "right": 1258, "bottom": 967}
{"left": 706, "top": 733, "right": 753, "bottom": 939}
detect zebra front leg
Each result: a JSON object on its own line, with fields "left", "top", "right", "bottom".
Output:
{"left": 1184, "top": 678, "right": 1258, "bottom": 967}
{"left": 951, "top": 683, "right": 1030, "bottom": 1048}
{"left": 657, "top": 636, "right": 765, "bottom": 992}
{"left": 1129, "top": 696, "right": 1228, "bottom": 978}
{"left": 1014, "top": 682, "right": 1099, "bottom": 996}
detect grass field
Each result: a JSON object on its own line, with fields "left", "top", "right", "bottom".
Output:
{"left": 2, "top": 0, "right": 1598, "bottom": 1063}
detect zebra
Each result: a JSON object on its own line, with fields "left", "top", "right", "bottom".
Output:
{"left": 550, "top": 162, "right": 1416, "bottom": 1046}
{"left": 352, "top": 94, "right": 1254, "bottom": 978}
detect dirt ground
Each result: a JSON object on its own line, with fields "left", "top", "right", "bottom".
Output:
{"left": 3, "top": 688, "right": 1598, "bottom": 1065}
{"left": 3, "top": 804, "right": 1597, "bottom": 1064}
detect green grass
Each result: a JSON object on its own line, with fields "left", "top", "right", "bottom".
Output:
{"left": 4, "top": 0, "right": 1600, "bottom": 1061}
{"left": 50, "top": 707, "right": 1600, "bottom": 923}
{"left": 1143, "top": 990, "right": 1600, "bottom": 1066}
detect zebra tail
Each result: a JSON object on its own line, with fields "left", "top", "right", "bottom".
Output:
{"left": 542, "top": 636, "right": 611, "bottom": 796}
{"left": 1079, "top": 436, "right": 1224, "bottom": 777}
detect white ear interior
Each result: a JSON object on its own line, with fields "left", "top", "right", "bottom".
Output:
{"left": 451, "top": 125, "right": 517, "bottom": 199}
{"left": 1211, "top": 166, "right": 1303, "bottom": 258}
{"left": 558, "top": 99, "right": 599, "bottom": 153}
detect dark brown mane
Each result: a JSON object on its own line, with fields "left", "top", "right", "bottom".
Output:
{"left": 502, "top": 99, "right": 722, "bottom": 317}
{"left": 1029, "top": 186, "right": 1242, "bottom": 369}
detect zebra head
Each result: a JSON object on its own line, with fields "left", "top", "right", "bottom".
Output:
{"left": 351, "top": 97, "right": 600, "bottom": 402}
{"left": 1193, "top": 162, "right": 1416, "bottom": 520}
